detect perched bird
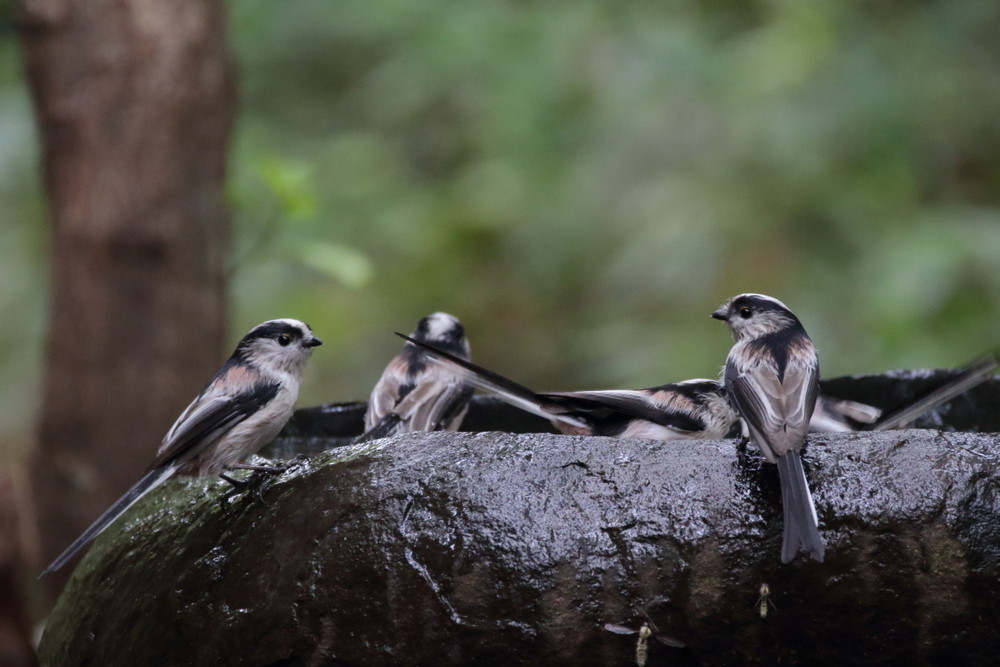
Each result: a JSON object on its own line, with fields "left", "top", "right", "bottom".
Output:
{"left": 712, "top": 293, "right": 824, "bottom": 563}
{"left": 401, "top": 332, "right": 892, "bottom": 441}
{"left": 41, "top": 318, "right": 322, "bottom": 576}
{"left": 396, "top": 332, "right": 739, "bottom": 440}
{"left": 357, "top": 313, "right": 474, "bottom": 443}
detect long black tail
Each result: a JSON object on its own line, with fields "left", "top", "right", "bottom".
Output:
{"left": 395, "top": 333, "right": 589, "bottom": 431}
{"left": 40, "top": 463, "right": 179, "bottom": 577}
{"left": 776, "top": 451, "right": 824, "bottom": 563}
{"left": 354, "top": 413, "right": 403, "bottom": 444}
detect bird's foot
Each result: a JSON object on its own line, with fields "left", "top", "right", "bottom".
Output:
{"left": 230, "top": 462, "right": 289, "bottom": 474}
{"left": 219, "top": 471, "right": 269, "bottom": 505}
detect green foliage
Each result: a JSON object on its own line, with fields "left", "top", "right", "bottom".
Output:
{"left": 0, "top": 31, "right": 45, "bottom": 458}
{"left": 2, "top": 1, "right": 999, "bottom": 456}
{"left": 227, "top": 0, "right": 1000, "bottom": 406}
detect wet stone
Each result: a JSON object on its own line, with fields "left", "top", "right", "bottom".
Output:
{"left": 39, "top": 373, "right": 1000, "bottom": 666}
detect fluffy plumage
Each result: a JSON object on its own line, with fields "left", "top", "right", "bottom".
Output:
{"left": 41, "top": 318, "right": 321, "bottom": 576}
{"left": 397, "top": 333, "right": 739, "bottom": 440}
{"left": 713, "top": 293, "right": 824, "bottom": 563}
{"left": 357, "top": 313, "right": 474, "bottom": 443}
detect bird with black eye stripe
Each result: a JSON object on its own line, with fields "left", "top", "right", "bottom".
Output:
{"left": 713, "top": 294, "right": 825, "bottom": 563}
{"left": 41, "top": 318, "right": 322, "bottom": 576}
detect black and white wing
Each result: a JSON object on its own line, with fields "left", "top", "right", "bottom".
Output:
{"left": 541, "top": 389, "right": 705, "bottom": 435}
{"left": 395, "top": 332, "right": 590, "bottom": 431}
{"left": 363, "top": 354, "right": 411, "bottom": 432}
{"left": 359, "top": 346, "right": 474, "bottom": 442}
{"left": 810, "top": 395, "right": 881, "bottom": 432}
{"left": 725, "top": 346, "right": 819, "bottom": 461}
{"left": 391, "top": 373, "right": 474, "bottom": 432}
{"left": 153, "top": 365, "right": 280, "bottom": 469}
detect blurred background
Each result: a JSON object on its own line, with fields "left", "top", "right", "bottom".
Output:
{"left": 2, "top": 0, "right": 1000, "bottom": 465}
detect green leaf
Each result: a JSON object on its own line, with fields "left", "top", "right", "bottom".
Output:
{"left": 255, "top": 156, "right": 317, "bottom": 222}
{"left": 290, "top": 240, "right": 373, "bottom": 289}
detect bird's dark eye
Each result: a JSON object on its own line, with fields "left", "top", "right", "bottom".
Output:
{"left": 278, "top": 333, "right": 292, "bottom": 346}
{"left": 739, "top": 307, "right": 752, "bottom": 319}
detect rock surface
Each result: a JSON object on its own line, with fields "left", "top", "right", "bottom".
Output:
{"left": 39, "top": 425, "right": 1000, "bottom": 666}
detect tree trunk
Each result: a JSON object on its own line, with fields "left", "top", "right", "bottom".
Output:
{"left": 18, "top": 0, "right": 237, "bottom": 601}
{"left": 0, "top": 467, "right": 36, "bottom": 667}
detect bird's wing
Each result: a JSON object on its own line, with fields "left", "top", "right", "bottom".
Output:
{"left": 151, "top": 382, "right": 280, "bottom": 470}
{"left": 727, "top": 358, "right": 817, "bottom": 460}
{"left": 541, "top": 389, "right": 705, "bottom": 433}
{"left": 780, "top": 362, "right": 819, "bottom": 435}
{"left": 810, "top": 395, "right": 881, "bottom": 432}
{"left": 364, "top": 355, "right": 410, "bottom": 430}
{"left": 353, "top": 413, "right": 403, "bottom": 444}
{"left": 393, "top": 375, "right": 474, "bottom": 432}
{"left": 396, "top": 333, "right": 590, "bottom": 431}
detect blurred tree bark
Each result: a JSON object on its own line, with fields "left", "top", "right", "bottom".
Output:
{"left": 17, "top": 0, "right": 237, "bottom": 604}
{"left": 0, "top": 469, "right": 35, "bottom": 667}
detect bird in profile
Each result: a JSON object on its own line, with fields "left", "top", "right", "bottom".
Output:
{"left": 41, "top": 318, "right": 322, "bottom": 576}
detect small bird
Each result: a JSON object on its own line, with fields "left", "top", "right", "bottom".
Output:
{"left": 712, "top": 293, "right": 824, "bottom": 563}
{"left": 41, "top": 318, "right": 322, "bottom": 576}
{"left": 396, "top": 332, "right": 738, "bottom": 440}
{"left": 401, "top": 332, "right": 892, "bottom": 441}
{"left": 356, "top": 313, "right": 474, "bottom": 443}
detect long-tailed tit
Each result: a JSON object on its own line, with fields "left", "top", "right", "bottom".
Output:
{"left": 356, "top": 313, "right": 474, "bottom": 443}
{"left": 712, "top": 293, "right": 824, "bottom": 563}
{"left": 41, "top": 318, "right": 322, "bottom": 576}
{"left": 396, "top": 333, "right": 739, "bottom": 440}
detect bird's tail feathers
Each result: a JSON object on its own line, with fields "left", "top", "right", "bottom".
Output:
{"left": 39, "top": 463, "right": 179, "bottom": 577}
{"left": 354, "top": 413, "right": 403, "bottom": 444}
{"left": 830, "top": 398, "right": 882, "bottom": 425}
{"left": 776, "top": 450, "right": 824, "bottom": 564}
{"left": 395, "top": 333, "right": 590, "bottom": 431}
{"left": 810, "top": 396, "right": 882, "bottom": 432}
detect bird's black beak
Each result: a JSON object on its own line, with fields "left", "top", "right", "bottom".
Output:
{"left": 304, "top": 336, "right": 323, "bottom": 348}
{"left": 711, "top": 307, "right": 728, "bottom": 321}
